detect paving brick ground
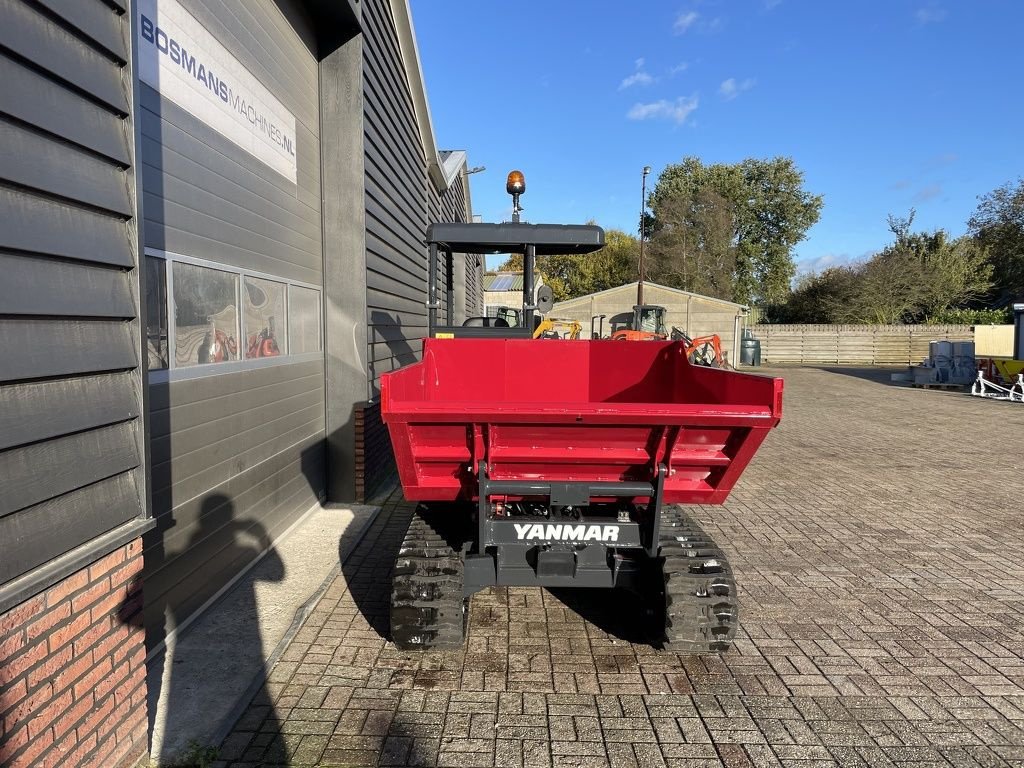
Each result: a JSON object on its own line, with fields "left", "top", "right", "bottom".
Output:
{"left": 216, "top": 367, "right": 1024, "bottom": 767}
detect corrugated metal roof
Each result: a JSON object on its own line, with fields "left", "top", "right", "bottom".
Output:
{"left": 484, "top": 273, "right": 524, "bottom": 291}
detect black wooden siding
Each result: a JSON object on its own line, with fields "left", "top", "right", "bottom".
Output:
{"left": 363, "top": 0, "right": 430, "bottom": 391}
{"left": 140, "top": 0, "right": 325, "bottom": 642}
{"left": 0, "top": 0, "right": 145, "bottom": 591}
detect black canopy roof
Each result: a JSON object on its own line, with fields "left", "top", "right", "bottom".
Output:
{"left": 426, "top": 222, "right": 605, "bottom": 255}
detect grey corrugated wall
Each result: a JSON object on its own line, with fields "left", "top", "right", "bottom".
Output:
{"left": 0, "top": 0, "right": 146, "bottom": 605}
{"left": 140, "top": 0, "right": 326, "bottom": 641}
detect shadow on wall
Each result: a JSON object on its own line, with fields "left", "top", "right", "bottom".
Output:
{"left": 368, "top": 310, "right": 419, "bottom": 388}
{"left": 122, "top": 494, "right": 285, "bottom": 762}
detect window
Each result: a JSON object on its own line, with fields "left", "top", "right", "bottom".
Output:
{"left": 289, "top": 284, "right": 321, "bottom": 354}
{"left": 145, "top": 250, "right": 322, "bottom": 379}
{"left": 172, "top": 262, "right": 240, "bottom": 368}
{"left": 146, "top": 256, "right": 169, "bottom": 370}
{"left": 244, "top": 277, "right": 287, "bottom": 358}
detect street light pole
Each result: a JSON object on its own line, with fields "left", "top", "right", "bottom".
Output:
{"left": 637, "top": 165, "right": 651, "bottom": 306}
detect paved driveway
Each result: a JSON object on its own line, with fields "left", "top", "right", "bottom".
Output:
{"left": 217, "top": 367, "right": 1024, "bottom": 767}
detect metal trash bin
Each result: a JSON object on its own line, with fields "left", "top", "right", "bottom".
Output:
{"left": 740, "top": 335, "right": 761, "bottom": 366}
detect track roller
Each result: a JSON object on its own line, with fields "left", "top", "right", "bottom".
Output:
{"left": 654, "top": 508, "right": 739, "bottom": 653}
{"left": 390, "top": 506, "right": 469, "bottom": 650}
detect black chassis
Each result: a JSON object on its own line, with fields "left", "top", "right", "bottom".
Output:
{"left": 460, "top": 461, "right": 668, "bottom": 595}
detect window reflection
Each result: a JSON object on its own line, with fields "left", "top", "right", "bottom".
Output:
{"left": 289, "top": 285, "right": 321, "bottom": 353}
{"left": 172, "top": 262, "right": 239, "bottom": 367}
{"left": 244, "top": 277, "right": 287, "bottom": 358}
{"left": 146, "top": 256, "right": 169, "bottom": 370}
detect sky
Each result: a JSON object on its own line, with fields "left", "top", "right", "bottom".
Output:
{"left": 410, "top": 1, "right": 1024, "bottom": 276}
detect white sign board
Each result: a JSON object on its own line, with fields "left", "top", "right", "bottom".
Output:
{"left": 136, "top": 0, "right": 298, "bottom": 183}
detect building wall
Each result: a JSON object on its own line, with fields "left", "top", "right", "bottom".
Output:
{"left": 363, "top": 0, "right": 429, "bottom": 391}
{"left": 0, "top": 543, "right": 148, "bottom": 768}
{"left": 975, "top": 325, "right": 1014, "bottom": 357}
{"left": 554, "top": 283, "right": 746, "bottom": 360}
{"left": 0, "top": 1, "right": 150, "bottom": 764}
{"left": 139, "top": 0, "right": 328, "bottom": 643}
{"left": 360, "top": 0, "right": 479, "bottom": 497}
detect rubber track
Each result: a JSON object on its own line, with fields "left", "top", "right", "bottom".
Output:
{"left": 657, "top": 508, "right": 739, "bottom": 653}
{"left": 390, "top": 507, "right": 467, "bottom": 650}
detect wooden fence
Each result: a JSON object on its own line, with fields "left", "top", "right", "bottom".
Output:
{"left": 750, "top": 324, "right": 974, "bottom": 365}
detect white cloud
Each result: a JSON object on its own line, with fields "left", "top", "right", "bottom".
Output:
{"left": 627, "top": 96, "right": 699, "bottom": 125}
{"left": 620, "top": 71, "right": 654, "bottom": 89}
{"left": 796, "top": 251, "right": 871, "bottom": 276}
{"left": 764, "top": 0, "right": 782, "bottom": 9}
{"left": 673, "top": 11, "right": 699, "bottom": 34}
{"left": 670, "top": 62, "right": 690, "bottom": 76}
{"left": 915, "top": 6, "right": 947, "bottom": 23}
{"left": 719, "top": 77, "right": 756, "bottom": 100}
{"left": 619, "top": 59, "right": 654, "bottom": 90}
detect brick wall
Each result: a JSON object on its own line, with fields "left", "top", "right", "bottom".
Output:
{"left": 0, "top": 541, "right": 149, "bottom": 768}
{"left": 355, "top": 401, "right": 397, "bottom": 503}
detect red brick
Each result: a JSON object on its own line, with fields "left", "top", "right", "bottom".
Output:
{"left": 73, "top": 656, "right": 112, "bottom": 700}
{"left": 108, "top": 558, "right": 142, "bottom": 590}
{"left": 89, "top": 584, "right": 130, "bottom": 624}
{"left": 88, "top": 729, "right": 118, "bottom": 768}
{"left": 50, "top": 647, "right": 95, "bottom": 696}
{"left": 117, "top": 642, "right": 146, "bottom": 670}
{"left": 27, "top": 687, "right": 73, "bottom": 739}
{"left": 96, "top": 694, "right": 128, "bottom": 743}
{"left": 114, "top": 713, "right": 138, "bottom": 743}
{"left": 91, "top": 624, "right": 129, "bottom": 665}
{"left": 1, "top": 679, "right": 48, "bottom": 735}
{"left": 87, "top": 548, "right": 126, "bottom": 583}
{"left": 115, "top": 668, "right": 145, "bottom": 708}
{"left": 63, "top": 729, "right": 97, "bottom": 768}
{"left": 0, "top": 627, "right": 26, "bottom": 665}
{"left": 0, "top": 638, "right": 47, "bottom": 687}
{"left": 98, "top": 730, "right": 140, "bottom": 768}
{"left": 70, "top": 580, "right": 109, "bottom": 615}
{"left": 0, "top": 595, "right": 45, "bottom": 637}
{"left": 93, "top": 659, "right": 130, "bottom": 705}
{"left": 45, "top": 570, "right": 89, "bottom": 609}
{"left": 72, "top": 618, "right": 111, "bottom": 657}
{"left": 6, "top": 723, "right": 53, "bottom": 768}
{"left": 76, "top": 689, "right": 114, "bottom": 741}
{"left": 0, "top": 676, "right": 28, "bottom": 722}
{"left": 48, "top": 610, "right": 92, "bottom": 653}
{"left": 52, "top": 690, "right": 93, "bottom": 740}
{"left": 47, "top": 724, "right": 78, "bottom": 767}
{"left": 26, "top": 602, "right": 72, "bottom": 643}
{"left": 26, "top": 644, "right": 73, "bottom": 690}
{"left": 0, "top": 722, "right": 29, "bottom": 763}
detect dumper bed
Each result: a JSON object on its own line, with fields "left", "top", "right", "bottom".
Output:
{"left": 382, "top": 338, "right": 783, "bottom": 505}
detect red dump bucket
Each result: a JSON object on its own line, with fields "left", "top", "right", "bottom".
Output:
{"left": 381, "top": 339, "right": 782, "bottom": 505}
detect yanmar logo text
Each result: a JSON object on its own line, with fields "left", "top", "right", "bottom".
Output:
{"left": 513, "top": 523, "right": 620, "bottom": 543}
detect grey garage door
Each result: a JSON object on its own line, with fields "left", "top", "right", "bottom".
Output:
{"left": 137, "top": 0, "right": 326, "bottom": 644}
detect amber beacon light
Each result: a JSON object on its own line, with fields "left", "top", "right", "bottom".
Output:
{"left": 506, "top": 170, "right": 526, "bottom": 222}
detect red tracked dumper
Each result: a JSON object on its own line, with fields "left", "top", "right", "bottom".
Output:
{"left": 380, "top": 182, "right": 782, "bottom": 652}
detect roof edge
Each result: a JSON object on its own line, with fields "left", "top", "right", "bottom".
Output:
{"left": 553, "top": 281, "right": 750, "bottom": 310}
{"left": 389, "top": 1, "right": 447, "bottom": 191}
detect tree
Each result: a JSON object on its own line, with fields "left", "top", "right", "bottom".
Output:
{"left": 647, "top": 188, "right": 736, "bottom": 300}
{"left": 768, "top": 266, "right": 860, "bottom": 323}
{"left": 773, "top": 222, "right": 992, "bottom": 324}
{"left": 968, "top": 178, "right": 1024, "bottom": 301}
{"left": 497, "top": 228, "right": 640, "bottom": 301}
{"left": 649, "top": 156, "right": 823, "bottom": 305}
